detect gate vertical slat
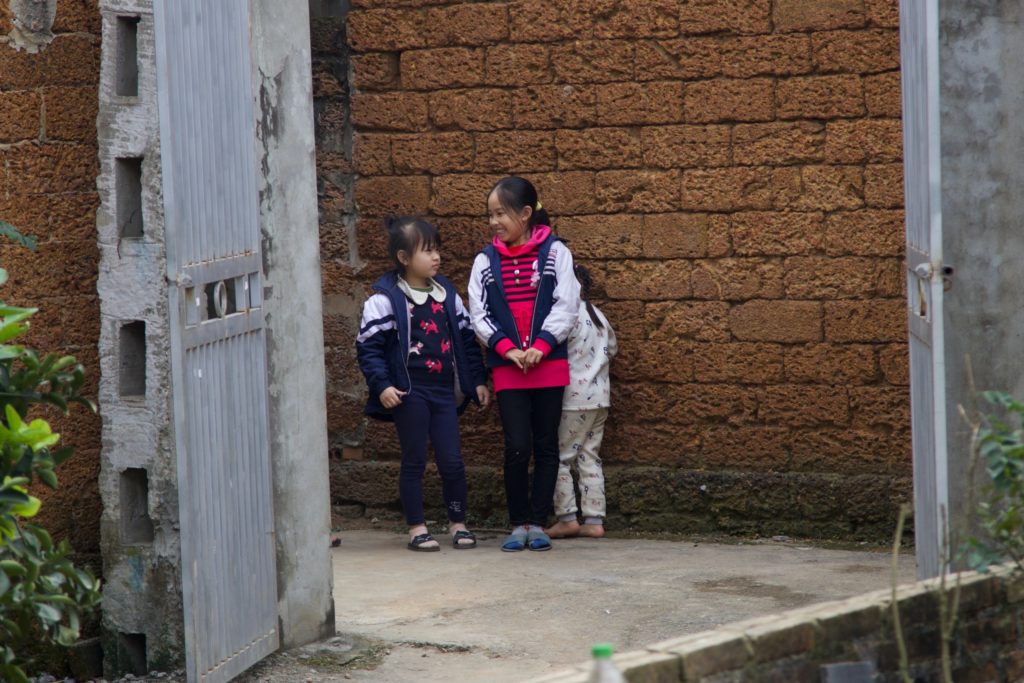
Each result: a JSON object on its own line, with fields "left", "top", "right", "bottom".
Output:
{"left": 899, "top": 0, "right": 947, "bottom": 579}
{"left": 154, "top": 0, "right": 280, "bottom": 679}
{"left": 242, "top": 349, "right": 259, "bottom": 628}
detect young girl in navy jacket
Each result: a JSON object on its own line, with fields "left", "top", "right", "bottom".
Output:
{"left": 468, "top": 177, "right": 581, "bottom": 552}
{"left": 357, "top": 218, "right": 489, "bottom": 552}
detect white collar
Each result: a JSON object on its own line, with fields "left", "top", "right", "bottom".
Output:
{"left": 397, "top": 277, "right": 447, "bottom": 305}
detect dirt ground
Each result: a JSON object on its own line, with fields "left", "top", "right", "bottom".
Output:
{"left": 235, "top": 528, "right": 917, "bottom": 683}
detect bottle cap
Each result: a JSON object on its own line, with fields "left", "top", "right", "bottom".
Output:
{"left": 592, "top": 643, "right": 614, "bottom": 658}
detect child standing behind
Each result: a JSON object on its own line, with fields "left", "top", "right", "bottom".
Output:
{"left": 356, "top": 217, "right": 489, "bottom": 552}
{"left": 546, "top": 266, "right": 617, "bottom": 539}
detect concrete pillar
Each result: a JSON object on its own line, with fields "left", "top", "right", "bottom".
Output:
{"left": 95, "top": 0, "right": 184, "bottom": 674}
{"left": 938, "top": 3, "right": 1024, "bottom": 542}
{"left": 252, "top": 0, "right": 336, "bottom": 647}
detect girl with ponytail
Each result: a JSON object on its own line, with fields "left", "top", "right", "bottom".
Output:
{"left": 467, "top": 176, "right": 581, "bottom": 552}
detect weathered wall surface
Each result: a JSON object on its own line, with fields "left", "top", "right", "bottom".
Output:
{"left": 0, "top": 0, "right": 102, "bottom": 561}
{"left": 255, "top": 0, "right": 336, "bottom": 649}
{"left": 938, "top": 0, "right": 1024, "bottom": 556}
{"left": 94, "top": 0, "right": 183, "bottom": 673}
{"left": 317, "top": 0, "right": 912, "bottom": 541}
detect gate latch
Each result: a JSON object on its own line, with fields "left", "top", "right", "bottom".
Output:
{"left": 941, "top": 264, "right": 955, "bottom": 291}
{"left": 913, "top": 262, "right": 954, "bottom": 291}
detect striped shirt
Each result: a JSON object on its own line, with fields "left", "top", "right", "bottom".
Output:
{"left": 499, "top": 245, "right": 540, "bottom": 305}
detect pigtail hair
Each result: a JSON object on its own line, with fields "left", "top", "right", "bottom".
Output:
{"left": 575, "top": 264, "right": 604, "bottom": 329}
{"left": 532, "top": 205, "right": 551, "bottom": 229}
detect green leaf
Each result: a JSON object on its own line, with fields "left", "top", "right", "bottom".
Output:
{"left": 1, "top": 618, "right": 22, "bottom": 639}
{"left": 0, "top": 221, "right": 36, "bottom": 251}
{"left": 3, "top": 663, "right": 29, "bottom": 683}
{"left": 39, "top": 392, "right": 68, "bottom": 412}
{"left": 10, "top": 494, "right": 40, "bottom": 518}
{"left": 38, "top": 594, "right": 75, "bottom": 607}
{"left": 0, "top": 321, "right": 29, "bottom": 344}
{"left": 51, "top": 447, "right": 73, "bottom": 467}
{"left": 37, "top": 467, "right": 57, "bottom": 489}
{"left": 35, "top": 602, "right": 61, "bottom": 624}
{"left": 0, "top": 560, "right": 26, "bottom": 577}
{"left": 0, "top": 569, "right": 9, "bottom": 598}
{"left": 56, "top": 624, "right": 79, "bottom": 647}
{"left": 33, "top": 525, "right": 52, "bottom": 551}
{"left": 2, "top": 405, "right": 60, "bottom": 452}
{"left": 0, "top": 344, "right": 23, "bottom": 361}
{"left": 0, "top": 488, "right": 31, "bottom": 505}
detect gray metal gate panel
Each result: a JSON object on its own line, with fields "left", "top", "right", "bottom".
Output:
{"left": 153, "top": 1, "right": 280, "bottom": 680}
{"left": 899, "top": 0, "right": 948, "bottom": 579}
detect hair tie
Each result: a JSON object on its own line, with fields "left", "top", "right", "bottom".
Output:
{"left": 535, "top": 200, "right": 542, "bottom": 211}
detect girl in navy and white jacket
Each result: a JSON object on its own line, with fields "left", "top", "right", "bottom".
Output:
{"left": 356, "top": 217, "right": 489, "bottom": 552}
{"left": 468, "top": 177, "right": 581, "bottom": 552}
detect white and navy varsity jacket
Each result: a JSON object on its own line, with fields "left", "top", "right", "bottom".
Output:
{"left": 467, "top": 230, "right": 581, "bottom": 369}
{"left": 356, "top": 271, "right": 487, "bottom": 421}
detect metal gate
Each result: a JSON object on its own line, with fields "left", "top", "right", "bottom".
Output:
{"left": 899, "top": 0, "right": 948, "bottom": 579}
{"left": 153, "top": 2, "right": 280, "bottom": 680}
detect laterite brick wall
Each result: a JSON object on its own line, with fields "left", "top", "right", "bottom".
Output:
{"left": 317, "top": 0, "right": 911, "bottom": 540}
{"left": 0, "top": 0, "right": 102, "bottom": 561}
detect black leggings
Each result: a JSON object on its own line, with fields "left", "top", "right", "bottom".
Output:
{"left": 496, "top": 386, "right": 565, "bottom": 527}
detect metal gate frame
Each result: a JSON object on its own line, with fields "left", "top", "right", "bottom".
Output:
{"left": 899, "top": 0, "right": 949, "bottom": 580}
{"left": 153, "top": 1, "right": 281, "bottom": 679}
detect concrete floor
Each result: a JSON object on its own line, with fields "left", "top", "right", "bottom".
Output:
{"left": 320, "top": 529, "right": 918, "bottom": 683}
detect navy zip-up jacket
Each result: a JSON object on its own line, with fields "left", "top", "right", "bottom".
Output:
{"left": 356, "top": 271, "right": 487, "bottom": 421}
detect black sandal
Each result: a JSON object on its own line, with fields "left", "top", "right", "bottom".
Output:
{"left": 407, "top": 533, "right": 441, "bottom": 552}
{"left": 452, "top": 530, "right": 477, "bottom": 549}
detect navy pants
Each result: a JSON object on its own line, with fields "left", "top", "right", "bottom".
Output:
{"left": 391, "top": 380, "right": 467, "bottom": 526}
{"left": 496, "top": 386, "right": 565, "bottom": 527}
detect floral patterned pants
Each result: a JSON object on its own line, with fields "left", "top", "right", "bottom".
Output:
{"left": 553, "top": 408, "right": 608, "bottom": 519}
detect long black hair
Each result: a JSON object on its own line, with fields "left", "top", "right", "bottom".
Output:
{"left": 384, "top": 216, "right": 441, "bottom": 273}
{"left": 489, "top": 176, "right": 551, "bottom": 230}
{"left": 575, "top": 264, "right": 604, "bottom": 329}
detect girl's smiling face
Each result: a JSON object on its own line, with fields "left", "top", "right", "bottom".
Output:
{"left": 488, "top": 189, "right": 533, "bottom": 247}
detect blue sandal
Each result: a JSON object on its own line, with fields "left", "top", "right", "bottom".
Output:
{"left": 527, "top": 527, "right": 552, "bottom": 552}
{"left": 501, "top": 529, "right": 527, "bottom": 552}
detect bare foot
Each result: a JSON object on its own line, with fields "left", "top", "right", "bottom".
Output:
{"left": 578, "top": 524, "right": 605, "bottom": 538}
{"left": 449, "top": 522, "right": 476, "bottom": 546}
{"left": 545, "top": 520, "right": 580, "bottom": 538}
{"left": 409, "top": 524, "right": 439, "bottom": 549}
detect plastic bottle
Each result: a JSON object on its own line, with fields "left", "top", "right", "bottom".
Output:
{"left": 588, "top": 643, "right": 626, "bottom": 683}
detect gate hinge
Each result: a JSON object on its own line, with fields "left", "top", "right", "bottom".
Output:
{"left": 169, "top": 272, "right": 194, "bottom": 287}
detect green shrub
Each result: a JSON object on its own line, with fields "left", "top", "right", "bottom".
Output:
{"left": 966, "top": 390, "right": 1024, "bottom": 573}
{"left": 0, "top": 225, "right": 101, "bottom": 683}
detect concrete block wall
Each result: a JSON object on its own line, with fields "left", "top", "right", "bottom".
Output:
{"left": 533, "top": 565, "right": 1024, "bottom": 683}
{"left": 95, "top": 0, "right": 183, "bottom": 674}
{"left": 317, "top": 0, "right": 913, "bottom": 541}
